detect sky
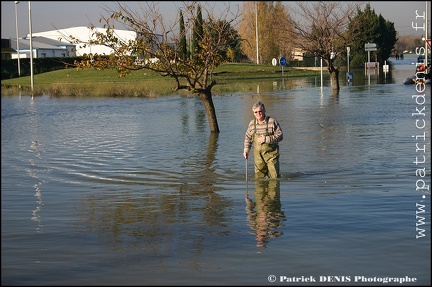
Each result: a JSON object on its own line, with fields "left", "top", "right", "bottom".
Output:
{"left": 1, "top": 1, "right": 430, "bottom": 40}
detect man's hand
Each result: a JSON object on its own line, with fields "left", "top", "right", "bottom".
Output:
{"left": 243, "top": 150, "right": 249, "bottom": 159}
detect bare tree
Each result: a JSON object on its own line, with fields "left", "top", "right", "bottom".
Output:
{"left": 72, "top": 1, "right": 240, "bottom": 133}
{"left": 285, "top": 1, "right": 360, "bottom": 91}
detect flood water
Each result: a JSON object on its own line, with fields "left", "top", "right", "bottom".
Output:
{"left": 2, "top": 56, "right": 431, "bottom": 286}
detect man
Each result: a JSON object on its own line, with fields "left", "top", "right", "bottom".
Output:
{"left": 243, "top": 101, "right": 283, "bottom": 178}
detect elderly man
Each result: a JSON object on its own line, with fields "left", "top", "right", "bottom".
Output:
{"left": 243, "top": 101, "right": 283, "bottom": 178}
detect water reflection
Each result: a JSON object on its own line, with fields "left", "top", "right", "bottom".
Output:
{"left": 245, "top": 180, "right": 286, "bottom": 248}
{"left": 26, "top": 98, "right": 45, "bottom": 232}
{"left": 77, "top": 131, "right": 235, "bottom": 254}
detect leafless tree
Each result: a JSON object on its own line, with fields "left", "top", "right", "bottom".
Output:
{"left": 285, "top": 1, "right": 360, "bottom": 91}
{"left": 72, "top": 1, "right": 240, "bottom": 133}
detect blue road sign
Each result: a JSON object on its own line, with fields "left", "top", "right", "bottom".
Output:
{"left": 279, "top": 56, "right": 287, "bottom": 67}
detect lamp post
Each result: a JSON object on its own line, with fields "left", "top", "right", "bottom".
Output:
{"left": 320, "top": 57, "right": 323, "bottom": 90}
{"left": 255, "top": 1, "right": 259, "bottom": 64}
{"left": 29, "top": 1, "right": 34, "bottom": 92}
{"left": 15, "top": 1, "right": 20, "bottom": 77}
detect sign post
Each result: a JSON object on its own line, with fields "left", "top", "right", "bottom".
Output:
{"left": 346, "top": 46, "right": 353, "bottom": 84}
{"left": 279, "top": 56, "right": 287, "bottom": 78}
{"left": 365, "top": 43, "right": 377, "bottom": 63}
{"left": 364, "top": 43, "right": 378, "bottom": 81}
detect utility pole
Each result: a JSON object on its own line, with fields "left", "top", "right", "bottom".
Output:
{"left": 15, "top": 1, "right": 21, "bottom": 77}
{"left": 29, "top": 1, "right": 34, "bottom": 93}
{"left": 255, "top": 2, "right": 259, "bottom": 64}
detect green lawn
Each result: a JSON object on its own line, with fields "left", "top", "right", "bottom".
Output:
{"left": 1, "top": 62, "right": 320, "bottom": 97}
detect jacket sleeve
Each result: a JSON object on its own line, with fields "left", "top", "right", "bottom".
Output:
{"left": 244, "top": 120, "right": 255, "bottom": 151}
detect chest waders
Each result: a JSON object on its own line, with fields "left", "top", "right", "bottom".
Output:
{"left": 253, "top": 119, "right": 280, "bottom": 178}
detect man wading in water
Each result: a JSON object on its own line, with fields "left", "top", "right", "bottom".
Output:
{"left": 243, "top": 101, "right": 283, "bottom": 178}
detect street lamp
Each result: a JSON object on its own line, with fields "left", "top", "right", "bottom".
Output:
{"left": 255, "top": 1, "right": 259, "bottom": 64}
{"left": 15, "top": 1, "right": 20, "bottom": 77}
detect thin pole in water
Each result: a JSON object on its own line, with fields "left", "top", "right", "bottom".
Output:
{"left": 245, "top": 158, "right": 248, "bottom": 195}
{"left": 245, "top": 158, "right": 248, "bottom": 181}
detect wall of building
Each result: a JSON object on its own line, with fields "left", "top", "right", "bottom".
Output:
{"left": 30, "top": 26, "right": 137, "bottom": 56}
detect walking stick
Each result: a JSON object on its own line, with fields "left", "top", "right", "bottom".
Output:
{"left": 246, "top": 157, "right": 248, "bottom": 196}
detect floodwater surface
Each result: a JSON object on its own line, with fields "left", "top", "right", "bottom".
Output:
{"left": 1, "top": 57, "right": 430, "bottom": 286}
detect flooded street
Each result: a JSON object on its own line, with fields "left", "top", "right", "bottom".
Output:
{"left": 1, "top": 58, "right": 430, "bottom": 285}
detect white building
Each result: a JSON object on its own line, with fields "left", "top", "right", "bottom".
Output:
{"left": 10, "top": 36, "right": 76, "bottom": 59}
{"left": 8, "top": 26, "right": 166, "bottom": 59}
{"left": 29, "top": 26, "right": 137, "bottom": 56}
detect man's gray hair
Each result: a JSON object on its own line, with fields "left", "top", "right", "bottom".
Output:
{"left": 252, "top": 101, "right": 266, "bottom": 113}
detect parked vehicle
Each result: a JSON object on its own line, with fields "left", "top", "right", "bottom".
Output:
{"left": 403, "top": 55, "right": 431, "bottom": 85}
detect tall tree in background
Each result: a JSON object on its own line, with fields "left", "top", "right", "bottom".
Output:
{"left": 179, "top": 10, "right": 187, "bottom": 61}
{"left": 285, "top": 1, "right": 359, "bottom": 91}
{"left": 238, "top": 2, "right": 255, "bottom": 62}
{"left": 72, "top": 2, "right": 240, "bottom": 133}
{"left": 376, "top": 15, "right": 397, "bottom": 63}
{"left": 346, "top": 3, "right": 397, "bottom": 66}
{"left": 191, "top": 4, "right": 203, "bottom": 61}
{"left": 206, "top": 19, "right": 245, "bottom": 62}
{"left": 238, "top": 1, "right": 293, "bottom": 64}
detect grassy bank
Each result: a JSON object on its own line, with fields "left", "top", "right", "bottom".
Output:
{"left": 1, "top": 63, "right": 320, "bottom": 97}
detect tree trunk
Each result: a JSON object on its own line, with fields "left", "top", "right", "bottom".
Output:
{"left": 329, "top": 68, "right": 340, "bottom": 91}
{"left": 199, "top": 89, "right": 220, "bottom": 133}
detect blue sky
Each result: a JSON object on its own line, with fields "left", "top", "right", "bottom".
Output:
{"left": 1, "top": 1, "right": 430, "bottom": 39}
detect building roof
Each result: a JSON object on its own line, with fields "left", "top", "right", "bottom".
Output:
{"left": 28, "top": 26, "right": 136, "bottom": 56}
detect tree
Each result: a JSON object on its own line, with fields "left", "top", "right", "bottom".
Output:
{"left": 191, "top": 5, "right": 203, "bottom": 61}
{"left": 394, "top": 35, "right": 425, "bottom": 54}
{"left": 238, "top": 1, "right": 293, "bottom": 64}
{"left": 346, "top": 4, "right": 397, "bottom": 67}
{"left": 179, "top": 10, "right": 187, "bottom": 61}
{"left": 206, "top": 19, "right": 245, "bottom": 62}
{"left": 72, "top": 1, "right": 240, "bottom": 133}
{"left": 285, "top": 1, "right": 359, "bottom": 91}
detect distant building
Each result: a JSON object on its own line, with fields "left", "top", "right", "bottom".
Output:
{"left": 29, "top": 26, "right": 137, "bottom": 56}
{"left": 4, "top": 26, "right": 169, "bottom": 60}
{"left": 8, "top": 36, "right": 76, "bottom": 59}
{"left": 1, "top": 39, "right": 15, "bottom": 59}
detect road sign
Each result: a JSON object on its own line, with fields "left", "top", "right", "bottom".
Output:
{"left": 427, "top": 39, "right": 431, "bottom": 49}
{"left": 365, "top": 47, "right": 377, "bottom": 51}
{"left": 272, "top": 58, "right": 277, "bottom": 66}
{"left": 279, "top": 56, "right": 287, "bottom": 67}
{"left": 365, "top": 43, "right": 377, "bottom": 49}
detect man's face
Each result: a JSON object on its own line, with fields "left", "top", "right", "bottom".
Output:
{"left": 253, "top": 107, "right": 265, "bottom": 121}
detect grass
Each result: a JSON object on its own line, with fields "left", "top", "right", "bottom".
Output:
{"left": 1, "top": 62, "right": 320, "bottom": 97}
